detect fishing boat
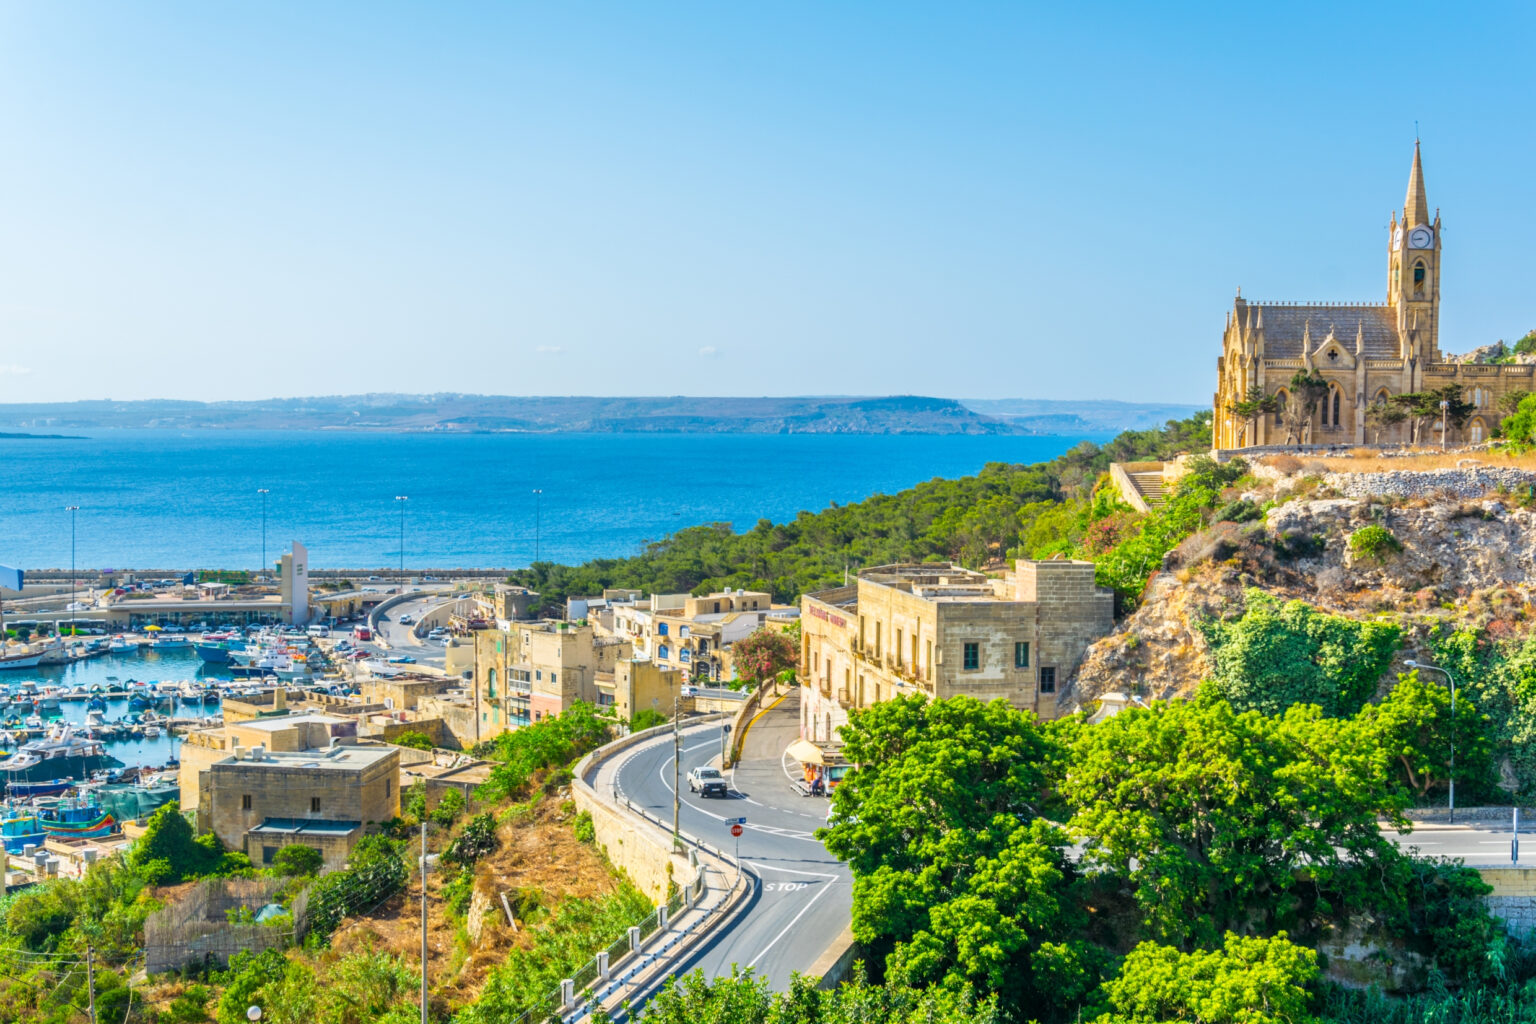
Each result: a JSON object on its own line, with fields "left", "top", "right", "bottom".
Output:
{"left": 143, "top": 724, "right": 161, "bottom": 739}
{"left": 86, "top": 695, "right": 106, "bottom": 712}
{"left": 194, "top": 639, "right": 245, "bottom": 664}
{"left": 38, "top": 797, "right": 117, "bottom": 841}
{"left": 85, "top": 708, "right": 106, "bottom": 728}
{"left": 36, "top": 695, "right": 62, "bottom": 717}
{"left": 0, "top": 808, "right": 45, "bottom": 853}
{"left": 24, "top": 714, "right": 42, "bottom": 730}
{"left": 7, "top": 778, "right": 75, "bottom": 798}
{"left": 107, "top": 637, "right": 134, "bottom": 652}
{"left": 149, "top": 635, "right": 190, "bottom": 649}
{"left": 1, "top": 723, "right": 120, "bottom": 785}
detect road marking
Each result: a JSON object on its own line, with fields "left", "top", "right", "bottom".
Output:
{"left": 745, "top": 866, "right": 837, "bottom": 969}
{"left": 746, "top": 861, "right": 837, "bottom": 877}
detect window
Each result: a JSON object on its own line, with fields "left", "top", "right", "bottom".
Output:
{"left": 1413, "top": 260, "right": 1427, "bottom": 293}
{"left": 1272, "top": 390, "right": 1287, "bottom": 424}
{"left": 262, "top": 845, "right": 278, "bottom": 865}
{"left": 550, "top": 672, "right": 557, "bottom": 685}
{"left": 386, "top": 779, "right": 392, "bottom": 798}
{"left": 1039, "top": 667, "right": 1057, "bottom": 694}
{"left": 658, "top": 644, "right": 670, "bottom": 660}
{"left": 486, "top": 668, "right": 497, "bottom": 699}
{"left": 896, "top": 628, "right": 904, "bottom": 667}
{"left": 925, "top": 640, "right": 933, "bottom": 681}
{"left": 1330, "top": 387, "right": 1341, "bottom": 428}
{"left": 658, "top": 622, "right": 668, "bottom": 636}
{"left": 1471, "top": 418, "right": 1486, "bottom": 443}
{"left": 875, "top": 621, "right": 882, "bottom": 659}
{"left": 713, "top": 602, "right": 721, "bottom": 613}
{"left": 1014, "top": 642, "right": 1030, "bottom": 668}
{"left": 242, "top": 793, "right": 252, "bottom": 810}
{"left": 680, "top": 649, "right": 691, "bottom": 663}
{"left": 680, "top": 625, "right": 691, "bottom": 638}
{"left": 698, "top": 639, "right": 709, "bottom": 654}
{"left": 962, "top": 642, "right": 979, "bottom": 670}
{"left": 310, "top": 797, "right": 321, "bottom": 813}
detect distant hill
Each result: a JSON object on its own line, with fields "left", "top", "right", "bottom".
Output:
{"left": 0, "top": 395, "right": 1201, "bottom": 436}
{"left": 961, "top": 398, "right": 1206, "bottom": 434}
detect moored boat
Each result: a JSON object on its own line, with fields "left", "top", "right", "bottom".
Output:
{"left": 38, "top": 797, "right": 117, "bottom": 841}
{"left": 0, "top": 808, "right": 45, "bottom": 853}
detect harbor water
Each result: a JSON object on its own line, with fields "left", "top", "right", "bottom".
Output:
{"left": 6, "top": 646, "right": 225, "bottom": 769}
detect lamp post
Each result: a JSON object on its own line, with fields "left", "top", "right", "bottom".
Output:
{"left": 532, "top": 489, "right": 543, "bottom": 564}
{"left": 65, "top": 506, "right": 80, "bottom": 635}
{"left": 257, "top": 489, "right": 270, "bottom": 578}
{"left": 1406, "top": 658, "right": 1457, "bottom": 822}
{"left": 1440, "top": 399, "right": 1450, "bottom": 452}
{"left": 395, "top": 496, "right": 409, "bottom": 585}
{"left": 673, "top": 691, "right": 682, "bottom": 852}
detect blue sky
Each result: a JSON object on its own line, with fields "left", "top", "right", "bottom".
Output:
{"left": 1, "top": 3, "right": 1532, "bottom": 404}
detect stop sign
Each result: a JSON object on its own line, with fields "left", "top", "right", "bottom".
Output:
{"left": 731, "top": 824, "right": 744, "bottom": 837}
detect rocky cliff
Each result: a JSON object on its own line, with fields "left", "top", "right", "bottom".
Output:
{"left": 1068, "top": 461, "right": 1536, "bottom": 709}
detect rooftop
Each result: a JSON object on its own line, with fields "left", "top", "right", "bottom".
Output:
{"left": 248, "top": 818, "right": 362, "bottom": 836}
{"left": 213, "top": 744, "right": 397, "bottom": 772}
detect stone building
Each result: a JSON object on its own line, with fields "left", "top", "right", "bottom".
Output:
{"left": 1213, "top": 143, "right": 1533, "bottom": 449}
{"left": 189, "top": 714, "right": 399, "bottom": 870}
{"left": 472, "top": 620, "right": 632, "bottom": 737}
{"left": 595, "top": 658, "right": 686, "bottom": 723}
{"left": 611, "top": 589, "right": 792, "bottom": 684}
{"left": 799, "top": 560, "right": 1114, "bottom": 742}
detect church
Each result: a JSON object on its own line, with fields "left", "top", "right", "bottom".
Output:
{"left": 1212, "top": 143, "right": 1531, "bottom": 449}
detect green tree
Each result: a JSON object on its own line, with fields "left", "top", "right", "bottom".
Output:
{"left": 1225, "top": 386, "right": 1281, "bottom": 448}
{"left": 1501, "top": 391, "right": 1536, "bottom": 447}
{"left": 1365, "top": 396, "right": 1409, "bottom": 443}
{"left": 1095, "top": 932, "right": 1319, "bottom": 1024}
{"left": 1354, "top": 670, "right": 1492, "bottom": 800}
{"left": 1282, "top": 370, "right": 1330, "bottom": 444}
{"left": 1200, "top": 591, "right": 1401, "bottom": 716}
{"left": 817, "top": 695, "right": 1094, "bottom": 1015}
{"left": 1391, "top": 384, "right": 1476, "bottom": 445}
{"left": 1062, "top": 698, "right": 1405, "bottom": 949}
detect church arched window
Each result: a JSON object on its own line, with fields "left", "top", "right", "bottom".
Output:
{"left": 1413, "top": 260, "right": 1427, "bottom": 294}
{"left": 1329, "top": 385, "right": 1342, "bottom": 428}
{"left": 1470, "top": 418, "right": 1487, "bottom": 444}
{"left": 1373, "top": 387, "right": 1392, "bottom": 406}
{"left": 1273, "top": 390, "right": 1288, "bottom": 425}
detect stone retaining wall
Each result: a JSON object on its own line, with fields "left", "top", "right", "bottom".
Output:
{"left": 1323, "top": 467, "right": 1536, "bottom": 499}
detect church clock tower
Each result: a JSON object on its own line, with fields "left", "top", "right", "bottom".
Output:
{"left": 1388, "top": 141, "right": 1442, "bottom": 362}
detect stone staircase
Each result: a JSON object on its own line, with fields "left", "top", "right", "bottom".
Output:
{"left": 1108, "top": 461, "right": 1171, "bottom": 513}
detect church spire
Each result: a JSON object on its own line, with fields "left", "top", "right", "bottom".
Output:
{"left": 1404, "top": 140, "right": 1429, "bottom": 227}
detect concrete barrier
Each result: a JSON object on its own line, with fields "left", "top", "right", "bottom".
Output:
{"left": 810, "top": 924, "right": 860, "bottom": 990}
{"left": 367, "top": 590, "right": 428, "bottom": 651}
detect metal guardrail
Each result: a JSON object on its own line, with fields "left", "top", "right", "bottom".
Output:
{"left": 503, "top": 726, "right": 729, "bottom": 1024}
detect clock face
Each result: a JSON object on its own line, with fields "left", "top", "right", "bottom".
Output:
{"left": 1392, "top": 227, "right": 1403, "bottom": 251}
{"left": 1408, "top": 226, "right": 1434, "bottom": 249}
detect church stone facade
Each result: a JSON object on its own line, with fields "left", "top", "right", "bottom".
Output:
{"left": 1213, "top": 144, "right": 1532, "bottom": 449}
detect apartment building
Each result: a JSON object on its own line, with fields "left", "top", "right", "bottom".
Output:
{"left": 472, "top": 620, "right": 632, "bottom": 735}
{"left": 610, "top": 588, "right": 788, "bottom": 683}
{"left": 799, "top": 560, "right": 1113, "bottom": 743}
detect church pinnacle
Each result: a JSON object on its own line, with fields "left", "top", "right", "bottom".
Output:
{"left": 1404, "top": 140, "right": 1429, "bottom": 227}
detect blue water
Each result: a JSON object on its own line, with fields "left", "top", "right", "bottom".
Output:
{"left": 5, "top": 647, "right": 220, "bottom": 768}
{"left": 0, "top": 430, "right": 1108, "bottom": 570}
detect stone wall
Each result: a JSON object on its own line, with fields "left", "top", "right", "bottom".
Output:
{"left": 1481, "top": 867, "right": 1536, "bottom": 934}
{"left": 1323, "top": 466, "right": 1536, "bottom": 500}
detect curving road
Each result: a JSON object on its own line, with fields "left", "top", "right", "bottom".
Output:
{"left": 600, "top": 688, "right": 853, "bottom": 999}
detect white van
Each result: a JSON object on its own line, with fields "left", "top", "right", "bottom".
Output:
{"left": 307, "top": 624, "right": 330, "bottom": 637}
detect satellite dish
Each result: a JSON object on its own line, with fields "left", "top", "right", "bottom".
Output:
{"left": 247, "top": 1007, "right": 263, "bottom": 1022}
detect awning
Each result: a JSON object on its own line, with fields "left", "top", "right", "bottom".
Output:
{"left": 786, "top": 739, "right": 825, "bottom": 765}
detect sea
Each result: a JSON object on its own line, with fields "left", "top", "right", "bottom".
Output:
{"left": 7, "top": 646, "right": 213, "bottom": 768}
{"left": 0, "top": 430, "right": 1110, "bottom": 571}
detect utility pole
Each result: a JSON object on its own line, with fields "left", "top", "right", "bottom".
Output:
{"left": 1440, "top": 399, "right": 1450, "bottom": 452}
{"left": 396, "top": 496, "right": 410, "bottom": 586}
{"left": 673, "top": 692, "right": 682, "bottom": 851}
{"left": 258, "top": 489, "right": 270, "bottom": 577}
{"left": 532, "top": 489, "right": 543, "bottom": 564}
{"left": 66, "top": 506, "right": 80, "bottom": 636}
{"left": 420, "top": 819, "right": 429, "bottom": 1024}
{"left": 85, "top": 944, "right": 97, "bottom": 1024}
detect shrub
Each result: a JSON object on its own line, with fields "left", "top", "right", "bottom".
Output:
{"left": 445, "top": 812, "right": 499, "bottom": 866}
{"left": 430, "top": 788, "right": 467, "bottom": 827}
{"left": 573, "top": 810, "right": 596, "bottom": 844}
{"left": 1349, "top": 523, "right": 1404, "bottom": 563}
{"left": 1214, "top": 498, "right": 1263, "bottom": 523}
{"left": 391, "top": 730, "right": 434, "bottom": 751}
{"left": 270, "top": 844, "right": 323, "bottom": 878}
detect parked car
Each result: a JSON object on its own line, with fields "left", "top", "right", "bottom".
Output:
{"left": 398, "top": 614, "right": 414, "bottom": 625}
{"left": 388, "top": 655, "right": 416, "bottom": 664}
{"left": 687, "top": 766, "right": 728, "bottom": 798}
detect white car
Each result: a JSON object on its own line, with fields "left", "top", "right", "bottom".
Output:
{"left": 687, "top": 766, "right": 728, "bottom": 798}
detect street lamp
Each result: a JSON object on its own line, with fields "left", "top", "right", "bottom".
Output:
{"left": 395, "top": 496, "right": 409, "bottom": 585}
{"left": 1406, "top": 658, "right": 1457, "bottom": 822}
{"left": 257, "top": 489, "right": 270, "bottom": 578}
{"left": 532, "top": 489, "right": 543, "bottom": 564}
{"left": 65, "top": 506, "right": 80, "bottom": 635}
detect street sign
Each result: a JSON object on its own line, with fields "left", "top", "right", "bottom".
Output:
{"left": 725, "top": 817, "right": 747, "bottom": 826}
{"left": 730, "top": 824, "right": 743, "bottom": 837}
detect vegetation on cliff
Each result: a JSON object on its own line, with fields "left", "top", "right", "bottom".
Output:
{"left": 511, "top": 411, "right": 1212, "bottom": 612}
